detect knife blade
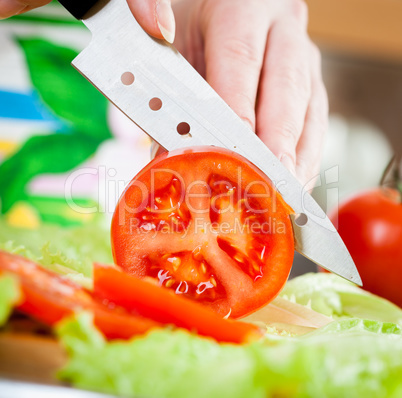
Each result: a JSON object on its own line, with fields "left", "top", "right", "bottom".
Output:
{"left": 58, "top": 0, "right": 361, "bottom": 285}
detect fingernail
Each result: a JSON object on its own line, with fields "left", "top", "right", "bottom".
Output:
{"left": 156, "top": 0, "right": 175, "bottom": 44}
{"left": 280, "top": 154, "right": 296, "bottom": 176}
{"left": 0, "top": 0, "right": 26, "bottom": 19}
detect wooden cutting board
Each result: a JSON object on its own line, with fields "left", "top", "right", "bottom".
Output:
{"left": 0, "top": 333, "right": 66, "bottom": 385}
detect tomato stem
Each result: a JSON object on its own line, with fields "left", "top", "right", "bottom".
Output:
{"left": 380, "top": 155, "right": 402, "bottom": 203}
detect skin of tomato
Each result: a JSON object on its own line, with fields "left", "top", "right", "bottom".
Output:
{"left": 330, "top": 189, "right": 402, "bottom": 307}
{"left": 111, "top": 146, "right": 295, "bottom": 318}
{"left": 93, "top": 264, "right": 262, "bottom": 344}
{"left": 0, "top": 250, "right": 163, "bottom": 339}
{"left": 0, "top": 250, "right": 92, "bottom": 324}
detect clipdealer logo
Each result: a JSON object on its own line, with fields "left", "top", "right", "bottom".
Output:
{"left": 63, "top": 164, "right": 340, "bottom": 233}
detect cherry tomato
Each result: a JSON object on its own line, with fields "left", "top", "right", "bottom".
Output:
{"left": 330, "top": 189, "right": 402, "bottom": 307}
{"left": 112, "top": 146, "right": 294, "bottom": 318}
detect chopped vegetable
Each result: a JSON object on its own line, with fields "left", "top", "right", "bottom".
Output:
{"left": 57, "top": 313, "right": 402, "bottom": 398}
{"left": 0, "top": 216, "right": 113, "bottom": 280}
{"left": 0, "top": 275, "right": 21, "bottom": 326}
{"left": 112, "top": 146, "right": 294, "bottom": 318}
{"left": 0, "top": 250, "right": 162, "bottom": 339}
{"left": 242, "top": 296, "right": 332, "bottom": 334}
{"left": 281, "top": 273, "right": 402, "bottom": 325}
{"left": 0, "top": 250, "right": 260, "bottom": 344}
{"left": 93, "top": 264, "right": 262, "bottom": 344}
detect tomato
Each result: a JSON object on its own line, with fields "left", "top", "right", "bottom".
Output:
{"left": 93, "top": 264, "right": 262, "bottom": 344}
{"left": 0, "top": 250, "right": 261, "bottom": 344}
{"left": 112, "top": 146, "right": 294, "bottom": 318}
{"left": 0, "top": 250, "right": 162, "bottom": 340}
{"left": 330, "top": 188, "right": 402, "bottom": 307}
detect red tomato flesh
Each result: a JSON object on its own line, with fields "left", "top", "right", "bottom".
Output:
{"left": 93, "top": 264, "right": 262, "bottom": 344}
{"left": 0, "top": 250, "right": 261, "bottom": 343}
{"left": 112, "top": 146, "right": 295, "bottom": 318}
{"left": 0, "top": 250, "right": 162, "bottom": 339}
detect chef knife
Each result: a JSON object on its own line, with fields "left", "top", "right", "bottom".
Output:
{"left": 57, "top": 0, "right": 362, "bottom": 285}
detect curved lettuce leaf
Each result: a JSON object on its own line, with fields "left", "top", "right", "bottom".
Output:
{"left": 0, "top": 217, "right": 113, "bottom": 286}
{"left": 281, "top": 273, "right": 402, "bottom": 326}
{"left": 57, "top": 314, "right": 402, "bottom": 398}
{"left": 57, "top": 313, "right": 265, "bottom": 398}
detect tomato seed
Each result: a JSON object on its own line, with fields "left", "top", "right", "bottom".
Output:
{"left": 192, "top": 246, "right": 203, "bottom": 261}
{"left": 165, "top": 278, "right": 175, "bottom": 288}
{"left": 253, "top": 263, "right": 261, "bottom": 273}
{"left": 171, "top": 257, "right": 181, "bottom": 271}
{"left": 233, "top": 253, "right": 243, "bottom": 263}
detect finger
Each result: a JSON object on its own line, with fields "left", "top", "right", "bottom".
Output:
{"left": 126, "top": 0, "right": 175, "bottom": 43}
{"left": 0, "top": 0, "right": 51, "bottom": 19}
{"left": 256, "top": 18, "right": 312, "bottom": 175}
{"left": 202, "top": 0, "right": 278, "bottom": 130}
{"left": 295, "top": 43, "right": 329, "bottom": 186}
{"left": 282, "top": 0, "right": 309, "bottom": 30}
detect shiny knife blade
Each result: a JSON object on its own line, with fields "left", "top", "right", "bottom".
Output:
{"left": 62, "top": 0, "right": 361, "bottom": 285}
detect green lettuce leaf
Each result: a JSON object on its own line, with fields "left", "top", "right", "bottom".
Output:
{"left": 57, "top": 313, "right": 265, "bottom": 398}
{"left": 0, "top": 217, "right": 113, "bottom": 286}
{"left": 2, "top": 219, "right": 402, "bottom": 397}
{"left": 281, "top": 273, "right": 402, "bottom": 326}
{"left": 256, "top": 322, "right": 402, "bottom": 398}
{"left": 57, "top": 314, "right": 402, "bottom": 398}
{"left": 0, "top": 275, "right": 21, "bottom": 326}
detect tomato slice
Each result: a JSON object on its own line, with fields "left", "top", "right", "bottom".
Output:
{"left": 0, "top": 250, "right": 161, "bottom": 340}
{"left": 0, "top": 250, "right": 261, "bottom": 343}
{"left": 93, "top": 263, "right": 262, "bottom": 344}
{"left": 112, "top": 146, "right": 294, "bottom": 318}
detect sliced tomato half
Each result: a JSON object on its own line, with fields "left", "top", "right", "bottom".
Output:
{"left": 112, "top": 146, "right": 294, "bottom": 318}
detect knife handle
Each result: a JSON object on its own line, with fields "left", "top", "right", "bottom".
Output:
{"left": 58, "top": 0, "right": 98, "bottom": 19}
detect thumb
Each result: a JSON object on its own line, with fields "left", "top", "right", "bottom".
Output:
{"left": 126, "top": 0, "right": 175, "bottom": 44}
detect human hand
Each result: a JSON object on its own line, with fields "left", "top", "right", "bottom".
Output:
{"left": 0, "top": 0, "right": 52, "bottom": 18}
{"left": 129, "top": 0, "right": 328, "bottom": 186}
{"left": 0, "top": 0, "right": 328, "bottom": 186}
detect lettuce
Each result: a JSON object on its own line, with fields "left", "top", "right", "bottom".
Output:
{"left": 57, "top": 313, "right": 402, "bottom": 398}
{"left": 0, "top": 275, "right": 21, "bottom": 326}
{"left": 2, "top": 217, "right": 402, "bottom": 397}
{"left": 281, "top": 273, "right": 402, "bottom": 326}
{"left": 57, "top": 313, "right": 265, "bottom": 398}
{"left": 0, "top": 217, "right": 113, "bottom": 287}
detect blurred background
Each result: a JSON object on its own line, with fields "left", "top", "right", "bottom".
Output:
{"left": 0, "top": 0, "right": 400, "bottom": 273}
{"left": 292, "top": 0, "right": 402, "bottom": 274}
